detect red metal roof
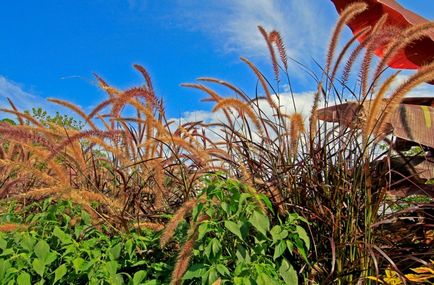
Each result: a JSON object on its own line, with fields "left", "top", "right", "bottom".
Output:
{"left": 330, "top": 0, "right": 434, "bottom": 70}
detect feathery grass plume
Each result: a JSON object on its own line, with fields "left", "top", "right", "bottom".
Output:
{"left": 128, "top": 99, "right": 168, "bottom": 137}
{"left": 258, "top": 26, "right": 280, "bottom": 81}
{"left": 374, "top": 22, "right": 434, "bottom": 83}
{"left": 197, "top": 77, "right": 251, "bottom": 102}
{"left": 88, "top": 98, "right": 116, "bottom": 120}
{"left": 212, "top": 97, "right": 264, "bottom": 135}
{"left": 150, "top": 158, "right": 167, "bottom": 210}
{"left": 240, "top": 57, "right": 280, "bottom": 111}
{"left": 48, "top": 129, "right": 123, "bottom": 161}
{"left": 6, "top": 98, "right": 24, "bottom": 125}
{"left": 65, "top": 190, "right": 123, "bottom": 213}
{"left": 94, "top": 73, "right": 121, "bottom": 97}
{"left": 0, "top": 145, "right": 4, "bottom": 159}
{"left": 181, "top": 83, "right": 235, "bottom": 128}
{"left": 363, "top": 71, "right": 400, "bottom": 144}
{"left": 290, "top": 113, "right": 305, "bottom": 157}
{"left": 269, "top": 30, "right": 288, "bottom": 71}
{"left": 309, "top": 83, "right": 322, "bottom": 144}
{"left": 96, "top": 114, "right": 112, "bottom": 131}
{"left": 325, "top": 2, "right": 367, "bottom": 77}
{"left": 17, "top": 186, "right": 66, "bottom": 201}
{"left": 135, "top": 221, "right": 164, "bottom": 231}
{"left": 330, "top": 26, "right": 371, "bottom": 84}
{"left": 177, "top": 125, "right": 203, "bottom": 150}
{"left": 359, "top": 14, "right": 388, "bottom": 97}
{"left": 181, "top": 83, "right": 223, "bottom": 102}
{"left": 160, "top": 199, "right": 199, "bottom": 248}
{"left": 47, "top": 98, "right": 97, "bottom": 130}
{"left": 133, "top": 64, "right": 154, "bottom": 92}
{"left": 0, "top": 223, "right": 27, "bottom": 232}
{"left": 146, "top": 135, "right": 207, "bottom": 166}
{"left": 21, "top": 147, "right": 69, "bottom": 184}
{"left": 170, "top": 222, "right": 199, "bottom": 285}
{"left": 0, "top": 159, "right": 57, "bottom": 185}
{"left": 112, "top": 87, "right": 155, "bottom": 118}
{"left": 376, "top": 62, "right": 434, "bottom": 136}
{"left": 341, "top": 26, "right": 399, "bottom": 85}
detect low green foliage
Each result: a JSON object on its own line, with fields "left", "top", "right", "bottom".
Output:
{"left": 181, "top": 176, "right": 311, "bottom": 284}
{"left": 0, "top": 177, "right": 312, "bottom": 284}
{"left": 0, "top": 199, "right": 173, "bottom": 285}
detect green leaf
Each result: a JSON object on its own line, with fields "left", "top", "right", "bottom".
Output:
{"left": 207, "top": 268, "right": 219, "bottom": 285}
{"left": 273, "top": 240, "right": 287, "bottom": 260}
{"left": 17, "top": 272, "right": 31, "bottom": 285}
{"left": 224, "top": 221, "right": 243, "bottom": 240}
{"left": 125, "top": 239, "right": 134, "bottom": 258}
{"left": 73, "top": 257, "right": 85, "bottom": 273}
{"left": 197, "top": 222, "right": 209, "bottom": 240}
{"left": 257, "top": 273, "right": 278, "bottom": 285}
{"left": 133, "top": 270, "right": 147, "bottom": 285}
{"left": 258, "top": 193, "right": 274, "bottom": 212}
{"left": 182, "top": 264, "right": 207, "bottom": 280}
{"left": 279, "top": 259, "right": 298, "bottom": 285}
{"left": 34, "top": 240, "right": 50, "bottom": 261}
{"left": 0, "top": 238, "right": 7, "bottom": 250}
{"left": 109, "top": 243, "right": 122, "bottom": 260}
{"left": 270, "top": 225, "right": 288, "bottom": 243}
{"left": 45, "top": 252, "right": 57, "bottom": 265}
{"left": 295, "top": 239, "right": 308, "bottom": 262}
{"left": 0, "top": 259, "right": 11, "bottom": 280}
{"left": 53, "top": 264, "right": 67, "bottom": 284}
{"left": 143, "top": 281, "right": 158, "bottom": 285}
{"left": 249, "top": 211, "right": 270, "bottom": 237}
{"left": 32, "top": 259, "right": 45, "bottom": 277}
{"left": 105, "top": 260, "right": 119, "bottom": 276}
{"left": 221, "top": 201, "right": 230, "bottom": 214}
{"left": 216, "top": 264, "right": 230, "bottom": 276}
{"left": 296, "top": 225, "right": 310, "bottom": 250}
{"left": 286, "top": 240, "right": 294, "bottom": 254}
{"left": 110, "top": 274, "right": 124, "bottom": 285}
{"left": 20, "top": 235, "right": 36, "bottom": 252}
{"left": 53, "top": 227, "right": 72, "bottom": 245}
{"left": 211, "top": 238, "right": 222, "bottom": 256}
{"left": 81, "top": 210, "right": 91, "bottom": 225}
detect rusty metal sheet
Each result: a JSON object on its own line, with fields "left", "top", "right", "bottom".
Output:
{"left": 317, "top": 98, "right": 434, "bottom": 149}
{"left": 391, "top": 104, "right": 434, "bottom": 149}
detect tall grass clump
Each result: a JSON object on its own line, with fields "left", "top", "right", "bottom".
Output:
{"left": 179, "top": 3, "right": 433, "bottom": 283}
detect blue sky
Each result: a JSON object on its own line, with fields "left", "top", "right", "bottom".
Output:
{"left": 1, "top": 0, "right": 433, "bottom": 119}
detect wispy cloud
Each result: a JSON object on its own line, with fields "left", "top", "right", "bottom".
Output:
{"left": 389, "top": 74, "right": 434, "bottom": 98}
{"left": 0, "top": 76, "right": 76, "bottom": 118}
{"left": 0, "top": 76, "right": 38, "bottom": 112}
{"left": 171, "top": 0, "right": 335, "bottom": 64}
{"left": 175, "top": 91, "right": 315, "bottom": 126}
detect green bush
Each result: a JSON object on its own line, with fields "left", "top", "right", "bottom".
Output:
{"left": 171, "top": 176, "right": 311, "bottom": 284}
{"left": 0, "top": 176, "right": 311, "bottom": 284}
{"left": 0, "top": 199, "right": 173, "bottom": 285}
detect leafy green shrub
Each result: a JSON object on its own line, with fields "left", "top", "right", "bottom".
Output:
{"left": 165, "top": 176, "right": 311, "bottom": 284}
{"left": 0, "top": 199, "right": 173, "bottom": 285}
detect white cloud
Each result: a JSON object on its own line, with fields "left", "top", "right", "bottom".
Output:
{"left": 0, "top": 76, "right": 80, "bottom": 120}
{"left": 173, "top": 91, "right": 315, "bottom": 142}
{"left": 389, "top": 74, "right": 434, "bottom": 98}
{"left": 0, "top": 76, "right": 38, "bottom": 112}
{"left": 171, "top": 0, "right": 335, "bottom": 65}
